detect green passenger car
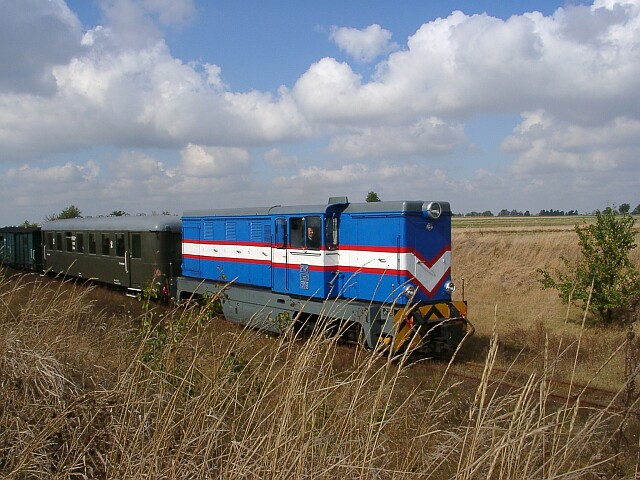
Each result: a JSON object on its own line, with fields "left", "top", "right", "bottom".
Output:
{"left": 0, "top": 226, "right": 43, "bottom": 271}
{"left": 41, "top": 216, "right": 182, "bottom": 296}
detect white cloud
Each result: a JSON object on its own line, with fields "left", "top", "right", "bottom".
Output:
{"left": 99, "top": 0, "right": 195, "bottom": 49}
{"left": 0, "top": 160, "right": 101, "bottom": 221}
{"left": 0, "top": 0, "right": 82, "bottom": 94}
{"left": 140, "top": 0, "right": 196, "bottom": 26}
{"left": 329, "top": 24, "right": 398, "bottom": 62}
{"left": 0, "top": 36, "right": 309, "bottom": 158}
{"left": 4, "top": 161, "right": 99, "bottom": 184}
{"left": 1, "top": 0, "right": 640, "bottom": 224}
{"left": 110, "top": 151, "right": 167, "bottom": 179}
{"left": 296, "top": 2, "right": 640, "bottom": 123}
{"left": 4, "top": 0, "right": 639, "bottom": 164}
{"left": 293, "top": 57, "right": 368, "bottom": 122}
{"left": 178, "top": 143, "right": 251, "bottom": 177}
{"left": 267, "top": 161, "right": 502, "bottom": 213}
{"left": 202, "top": 63, "right": 226, "bottom": 91}
{"left": 503, "top": 111, "right": 640, "bottom": 174}
{"left": 222, "top": 87, "right": 312, "bottom": 143}
{"left": 328, "top": 117, "right": 465, "bottom": 158}
{"left": 264, "top": 148, "right": 299, "bottom": 168}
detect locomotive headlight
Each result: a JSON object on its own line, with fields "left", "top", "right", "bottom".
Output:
{"left": 403, "top": 285, "right": 416, "bottom": 298}
{"left": 444, "top": 281, "right": 456, "bottom": 295}
{"left": 423, "top": 201, "right": 442, "bottom": 220}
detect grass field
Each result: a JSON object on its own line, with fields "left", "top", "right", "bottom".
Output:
{"left": 452, "top": 214, "right": 596, "bottom": 229}
{"left": 452, "top": 220, "right": 640, "bottom": 385}
{"left": 1, "top": 220, "right": 640, "bottom": 478}
{"left": 453, "top": 213, "right": 640, "bottom": 231}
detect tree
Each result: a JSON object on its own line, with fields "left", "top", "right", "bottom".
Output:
{"left": 45, "top": 205, "right": 82, "bottom": 222}
{"left": 538, "top": 209, "right": 640, "bottom": 325}
{"left": 366, "top": 191, "right": 381, "bottom": 202}
{"left": 110, "top": 210, "right": 128, "bottom": 216}
{"left": 619, "top": 203, "right": 631, "bottom": 214}
{"left": 633, "top": 204, "right": 640, "bottom": 215}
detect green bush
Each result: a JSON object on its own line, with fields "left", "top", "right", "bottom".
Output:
{"left": 538, "top": 208, "right": 640, "bottom": 325}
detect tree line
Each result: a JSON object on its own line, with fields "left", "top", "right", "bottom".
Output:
{"left": 366, "top": 192, "right": 640, "bottom": 216}
{"left": 464, "top": 205, "right": 638, "bottom": 217}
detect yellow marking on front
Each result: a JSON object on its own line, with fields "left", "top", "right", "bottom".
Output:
{"left": 391, "top": 301, "right": 468, "bottom": 352}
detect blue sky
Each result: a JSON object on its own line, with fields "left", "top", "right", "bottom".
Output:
{"left": 1, "top": 0, "right": 638, "bottom": 225}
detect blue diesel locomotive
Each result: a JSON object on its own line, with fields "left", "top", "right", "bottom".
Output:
{"left": 177, "top": 197, "right": 471, "bottom": 355}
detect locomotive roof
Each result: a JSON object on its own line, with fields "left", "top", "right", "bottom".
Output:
{"left": 41, "top": 215, "right": 182, "bottom": 232}
{"left": 184, "top": 200, "right": 451, "bottom": 218}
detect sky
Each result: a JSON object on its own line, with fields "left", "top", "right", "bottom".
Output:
{"left": 1, "top": 0, "right": 639, "bottom": 225}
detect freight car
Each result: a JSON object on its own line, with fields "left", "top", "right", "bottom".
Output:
{"left": 0, "top": 226, "right": 43, "bottom": 271}
{"left": 41, "top": 215, "right": 182, "bottom": 296}
{"left": 176, "top": 197, "right": 471, "bottom": 355}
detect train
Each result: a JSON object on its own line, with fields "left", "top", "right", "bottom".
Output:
{"left": 0, "top": 226, "right": 43, "bottom": 271}
{"left": 0, "top": 197, "right": 471, "bottom": 355}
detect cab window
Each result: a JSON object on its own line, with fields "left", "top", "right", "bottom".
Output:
{"left": 275, "top": 218, "right": 286, "bottom": 249}
{"left": 290, "top": 218, "right": 304, "bottom": 249}
{"left": 290, "top": 216, "right": 321, "bottom": 250}
{"left": 324, "top": 215, "right": 339, "bottom": 250}
{"left": 306, "top": 216, "right": 321, "bottom": 250}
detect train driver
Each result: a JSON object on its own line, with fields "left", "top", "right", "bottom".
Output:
{"left": 306, "top": 226, "right": 320, "bottom": 250}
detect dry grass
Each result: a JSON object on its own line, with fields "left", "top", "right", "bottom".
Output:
{"left": 452, "top": 226, "right": 640, "bottom": 389}
{"left": 2, "top": 264, "right": 640, "bottom": 479}
{"left": 452, "top": 215, "right": 595, "bottom": 229}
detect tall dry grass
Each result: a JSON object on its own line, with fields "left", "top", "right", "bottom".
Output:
{"left": 1, "top": 267, "right": 638, "bottom": 478}
{"left": 453, "top": 227, "right": 640, "bottom": 388}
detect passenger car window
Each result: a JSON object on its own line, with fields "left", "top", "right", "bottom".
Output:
{"left": 131, "top": 234, "right": 141, "bottom": 259}
{"left": 76, "top": 233, "right": 84, "bottom": 253}
{"left": 115, "top": 234, "right": 125, "bottom": 257}
{"left": 89, "top": 233, "right": 96, "bottom": 254}
{"left": 101, "top": 234, "right": 110, "bottom": 255}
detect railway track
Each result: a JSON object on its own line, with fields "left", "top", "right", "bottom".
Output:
{"left": 445, "top": 360, "right": 640, "bottom": 417}
{"left": 330, "top": 327, "right": 640, "bottom": 418}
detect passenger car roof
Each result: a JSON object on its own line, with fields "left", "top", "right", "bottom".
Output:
{"left": 41, "top": 215, "right": 182, "bottom": 232}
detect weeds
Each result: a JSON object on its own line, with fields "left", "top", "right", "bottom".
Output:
{"left": 0, "top": 268, "right": 638, "bottom": 478}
